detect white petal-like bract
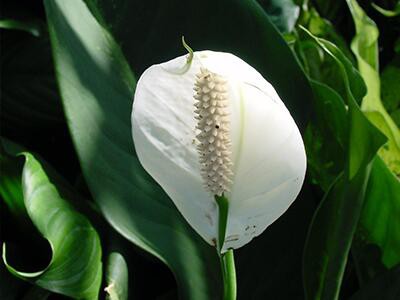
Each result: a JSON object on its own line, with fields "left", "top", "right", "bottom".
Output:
{"left": 131, "top": 51, "right": 306, "bottom": 251}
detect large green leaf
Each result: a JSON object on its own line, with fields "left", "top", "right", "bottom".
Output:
{"left": 45, "top": 0, "right": 315, "bottom": 298}
{"left": 301, "top": 29, "right": 386, "bottom": 300}
{"left": 1, "top": 150, "right": 102, "bottom": 299}
{"left": 44, "top": 1, "right": 221, "bottom": 299}
{"left": 294, "top": 27, "right": 364, "bottom": 189}
{"left": 296, "top": 22, "right": 400, "bottom": 292}
{"left": 358, "top": 157, "right": 400, "bottom": 268}
{"left": 85, "top": 0, "right": 313, "bottom": 130}
{"left": 346, "top": 0, "right": 400, "bottom": 176}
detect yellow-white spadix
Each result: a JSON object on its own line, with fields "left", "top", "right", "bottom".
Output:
{"left": 131, "top": 50, "right": 306, "bottom": 252}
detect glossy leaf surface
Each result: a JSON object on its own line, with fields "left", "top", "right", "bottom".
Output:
{"left": 45, "top": 0, "right": 315, "bottom": 298}
{"left": 44, "top": 0, "right": 221, "bottom": 299}
{"left": 1, "top": 150, "right": 102, "bottom": 299}
{"left": 346, "top": 0, "right": 400, "bottom": 176}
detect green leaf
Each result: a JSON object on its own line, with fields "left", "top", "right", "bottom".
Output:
{"left": 294, "top": 27, "right": 364, "bottom": 105}
{"left": 105, "top": 252, "right": 128, "bottom": 300}
{"left": 0, "top": 150, "right": 26, "bottom": 220}
{"left": 358, "top": 157, "right": 400, "bottom": 268}
{"left": 304, "top": 80, "right": 347, "bottom": 190}
{"left": 0, "top": 19, "right": 44, "bottom": 37}
{"left": 297, "top": 5, "right": 354, "bottom": 62}
{"left": 85, "top": 0, "right": 313, "bottom": 130}
{"left": 1, "top": 151, "right": 102, "bottom": 299}
{"left": 301, "top": 28, "right": 386, "bottom": 300}
{"left": 346, "top": 0, "right": 400, "bottom": 176}
{"left": 306, "top": 35, "right": 385, "bottom": 176}
{"left": 45, "top": 0, "right": 314, "bottom": 298}
{"left": 304, "top": 172, "right": 365, "bottom": 300}
{"left": 372, "top": 2, "right": 400, "bottom": 17}
{"left": 296, "top": 25, "right": 400, "bottom": 274}
{"left": 295, "top": 27, "right": 376, "bottom": 186}
{"left": 44, "top": 1, "right": 221, "bottom": 299}
{"left": 257, "top": 0, "right": 300, "bottom": 33}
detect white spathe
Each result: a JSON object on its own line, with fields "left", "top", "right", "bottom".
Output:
{"left": 131, "top": 51, "right": 306, "bottom": 252}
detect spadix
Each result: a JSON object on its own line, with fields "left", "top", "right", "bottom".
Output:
{"left": 131, "top": 50, "right": 306, "bottom": 252}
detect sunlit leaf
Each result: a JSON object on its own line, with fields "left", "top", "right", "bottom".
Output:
{"left": 297, "top": 5, "right": 354, "bottom": 62}
{"left": 296, "top": 21, "right": 400, "bottom": 294}
{"left": 44, "top": 1, "right": 221, "bottom": 299}
{"left": 358, "top": 157, "right": 400, "bottom": 268}
{"left": 85, "top": 0, "right": 313, "bottom": 130}
{"left": 1, "top": 149, "right": 102, "bottom": 299}
{"left": 346, "top": 0, "right": 400, "bottom": 176}
{"left": 45, "top": 0, "right": 314, "bottom": 298}
{"left": 301, "top": 28, "right": 386, "bottom": 300}
{"left": 372, "top": 2, "right": 400, "bottom": 17}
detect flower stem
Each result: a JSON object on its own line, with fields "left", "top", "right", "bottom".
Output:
{"left": 220, "top": 249, "right": 237, "bottom": 300}
{"left": 215, "top": 194, "right": 228, "bottom": 251}
{"left": 215, "top": 194, "right": 237, "bottom": 300}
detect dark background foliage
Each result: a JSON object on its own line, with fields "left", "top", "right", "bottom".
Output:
{"left": 1, "top": 0, "right": 399, "bottom": 299}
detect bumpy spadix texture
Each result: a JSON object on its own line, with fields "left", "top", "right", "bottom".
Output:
{"left": 194, "top": 68, "right": 233, "bottom": 196}
{"left": 132, "top": 51, "right": 306, "bottom": 252}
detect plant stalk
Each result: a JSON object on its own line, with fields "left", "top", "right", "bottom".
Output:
{"left": 220, "top": 249, "right": 237, "bottom": 300}
{"left": 215, "top": 194, "right": 237, "bottom": 300}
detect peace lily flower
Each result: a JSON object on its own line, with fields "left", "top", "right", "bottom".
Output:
{"left": 131, "top": 46, "right": 306, "bottom": 253}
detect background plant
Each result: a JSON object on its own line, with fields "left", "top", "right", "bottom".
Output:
{"left": 1, "top": 0, "right": 399, "bottom": 299}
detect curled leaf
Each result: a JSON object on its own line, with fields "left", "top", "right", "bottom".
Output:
{"left": 2, "top": 152, "right": 102, "bottom": 299}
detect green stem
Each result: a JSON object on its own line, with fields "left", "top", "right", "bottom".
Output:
{"left": 220, "top": 250, "right": 237, "bottom": 300}
{"left": 215, "top": 195, "right": 228, "bottom": 251}
{"left": 215, "top": 194, "right": 237, "bottom": 300}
